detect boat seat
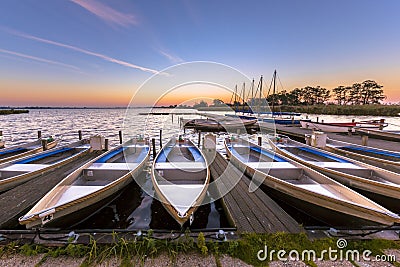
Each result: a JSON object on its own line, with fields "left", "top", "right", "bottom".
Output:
{"left": 298, "top": 147, "right": 351, "bottom": 163}
{"left": 308, "top": 162, "right": 365, "bottom": 169}
{"left": 296, "top": 184, "right": 339, "bottom": 199}
{"left": 246, "top": 162, "right": 297, "bottom": 169}
{"left": 94, "top": 147, "right": 126, "bottom": 163}
{"left": 54, "top": 185, "right": 104, "bottom": 206}
{"left": 155, "top": 162, "right": 206, "bottom": 170}
{"left": 87, "top": 163, "right": 139, "bottom": 170}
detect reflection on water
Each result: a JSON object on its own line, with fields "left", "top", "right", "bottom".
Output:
{"left": 73, "top": 172, "right": 230, "bottom": 230}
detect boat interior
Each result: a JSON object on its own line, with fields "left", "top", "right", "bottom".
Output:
{"left": 0, "top": 147, "right": 29, "bottom": 160}
{"left": 339, "top": 146, "right": 400, "bottom": 161}
{"left": 73, "top": 146, "right": 148, "bottom": 186}
{"left": 0, "top": 147, "right": 87, "bottom": 181}
{"left": 281, "top": 145, "right": 398, "bottom": 184}
{"left": 231, "top": 144, "right": 361, "bottom": 201}
{"left": 155, "top": 144, "right": 206, "bottom": 185}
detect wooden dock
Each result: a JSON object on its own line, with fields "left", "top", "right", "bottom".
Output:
{"left": 0, "top": 151, "right": 102, "bottom": 229}
{"left": 275, "top": 124, "right": 400, "bottom": 152}
{"left": 207, "top": 151, "right": 302, "bottom": 233}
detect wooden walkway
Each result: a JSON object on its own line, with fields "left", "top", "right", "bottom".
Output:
{"left": 207, "top": 151, "right": 302, "bottom": 233}
{"left": 0, "top": 152, "right": 102, "bottom": 229}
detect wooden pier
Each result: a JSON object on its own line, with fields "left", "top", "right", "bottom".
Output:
{"left": 0, "top": 151, "right": 102, "bottom": 229}
{"left": 207, "top": 151, "right": 302, "bottom": 233}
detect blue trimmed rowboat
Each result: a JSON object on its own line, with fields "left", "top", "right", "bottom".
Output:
{"left": 268, "top": 136, "right": 400, "bottom": 214}
{"left": 0, "top": 139, "right": 89, "bottom": 193}
{"left": 152, "top": 137, "right": 210, "bottom": 226}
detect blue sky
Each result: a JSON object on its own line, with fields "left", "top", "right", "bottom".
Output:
{"left": 0, "top": 0, "right": 399, "bottom": 106}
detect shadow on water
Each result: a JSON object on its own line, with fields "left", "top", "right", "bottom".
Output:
{"left": 73, "top": 172, "right": 231, "bottom": 230}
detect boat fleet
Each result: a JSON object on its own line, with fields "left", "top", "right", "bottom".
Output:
{"left": 1, "top": 119, "right": 400, "bottom": 230}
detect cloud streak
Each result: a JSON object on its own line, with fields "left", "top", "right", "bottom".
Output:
{"left": 70, "top": 0, "right": 137, "bottom": 27}
{"left": 6, "top": 29, "right": 159, "bottom": 74}
{"left": 158, "top": 49, "right": 184, "bottom": 64}
{"left": 0, "top": 48, "right": 81, "bottom": 71}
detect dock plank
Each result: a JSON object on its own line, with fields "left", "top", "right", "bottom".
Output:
{"left": 0, "top": 152, "right": 102, "bottom": 229}
{"left": 207, "top": 151, "right": 302, "bottom": 233}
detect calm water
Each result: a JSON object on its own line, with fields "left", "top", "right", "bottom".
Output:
{"left": 1, "top": 108, "right": 400, "bottom": 229}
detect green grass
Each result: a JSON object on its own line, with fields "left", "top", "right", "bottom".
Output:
{"left": 0, "top": 109, "right": 29, "bottom": 115}
{"left": 1, "top": 232, "right": 399, "bottom": 266}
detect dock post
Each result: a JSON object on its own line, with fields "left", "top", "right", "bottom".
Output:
{"left": 119, "top": 130, "right": 123, "bottom": 144}
{"left": 362, "top": 135, "right": 368, "bottom": 146}
{"left": 198, "top": 130, "right": 201, "bottom": 148}
{"left": 316, "top": 117, "right": 319, "bottom": 123}
{"left": 152, "top": 138, "right": 156, "bottom": 159}
{"left": 78, "top": 130, "right": 82, "bottom": 140}
{"left": 105, "top": 139, "right": 109, "bottom": 151}
{"left": 172, "top": 114, "right": 174, "bottom": 123}
{"left": 38, "top": 130, "right": 42, "bottom": 139}
{"left": 159, "top": 129, "right": 163, "bottom": 148}
{"left": 0, "top": 131, "right": 2, "bottom": 137}
{"left": 258, "top": 136, "right": 262, "bottom": 146}
{"left": 41, "top": 139, "right": 48, "bottom": 151}
{"left": 348, "top": 127, "right": 352, "bottom": 136}
{"left": 352, "top": 119, "right": 355, "bottom": 123}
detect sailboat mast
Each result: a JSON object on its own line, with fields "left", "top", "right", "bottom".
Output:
{"left": 234, "top": 85, "right": 238, "bottom": 114}
{"left": 242, "top": 82, "right": 245, "bottom": 114}
{"left": 258, "top": 75, "right": 263, "bottom": 117}
{"left": 251, "top": 78, "right": 254, "bottom": 112}
{"left": 272, "top": 70, "right": 276, "bottom": 115}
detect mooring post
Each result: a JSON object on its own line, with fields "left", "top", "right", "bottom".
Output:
{"left": 159, "top": 129, "right": 163, "bottom": 148}
{"left": 348, "top": 127, "right": 352, "bottom": 136}
{"left": 172, "top": 114, "right": 174, "bottom": 123}
{"left": 119, "top": 130, "right": 123, "bottom": 144}
{"left": 105, "top": 139, "right": 109, "bottom": 151}
{"left": 362, "top": 135, "right": 368, "bottom": 146}
{"left": 0, "top": 130, "right": 2, "bottom": 137}
{"left": 41, "top": 139, "right": 48, "bottom": 151}
{"left": 152, "top": 138, "right": 156, "bottom": 159}
{"left": 352, "top": 119, "right": 355, "bottom": 123}
{"left": 258, "top": 136, "right": 262, "bottom": 146}
{"left": 38, "top": 130, "right": 42, "bottom": 139}
{"left": 198, "top": 130, "right": 201, "bottom": 148}
{"left": 78, "top": 130, "right": 82, "bottom": 140}
{"left": 316, "top": 117, "right": 319, "bottom": 123}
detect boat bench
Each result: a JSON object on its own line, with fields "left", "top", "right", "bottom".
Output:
{"left": 0, "top": 164, "right": 48, "bottom": 179}
{"left": 154, "top": 162, "right": 206, "bottom": 170}
{"left": 87, "top": 163, "right": 139, "bottom": 171}
{"left": 246, "top": 162, "right": 297, "bottom": 169}
{"left": 309, "top": 162, "right": 365, "bottom": 169}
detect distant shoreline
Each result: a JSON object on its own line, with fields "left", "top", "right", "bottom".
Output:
{"left": 0, "top": 109, "right": 29, "bottom": 115}
{"left": 1, "top": 104, "right": 399, "bottom": 116}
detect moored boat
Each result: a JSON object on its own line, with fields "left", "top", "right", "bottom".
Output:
{"left": 268, "top": 136, "right": 400, "bottom": 213}
{"left": 19, "top": 138, "right": 150, "bottom": 228}
{"left": 300, "top": 119, "right": 388, "bottom": 133}
{"left": 225, "top": 137, "right": 400, "bottom": 226}
{"left": 184, "top": 117, "right": 257, "bottom": 131}
{"left": 0, "top": 139, "right": 90, "bottom": 193}
{"left": 324, "top": 138, "right": 400, "bottom": 173}
{"left": 152, "top": 137, "right": 210, "bottom": 226}
{"left": 0, "top": 137, "right": 58, "bottom": 164}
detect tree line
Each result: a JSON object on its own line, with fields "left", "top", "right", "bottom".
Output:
{"left": 264, "top": 80, "right": 386, "bottom": 106}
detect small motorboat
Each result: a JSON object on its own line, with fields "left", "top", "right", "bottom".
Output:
{"left": 19, "top": 138, "right": 150, "bottom": 228}
{"left": 184, "top": 117, "right": 257, "bottom": 132}
{"left": 268, "top": 135, "right": 400, "bottom": 213}
{"left": 0, "top": 137, "right": 58, "bottom": 164}
{"left": 324, "top": 138, "right": 400, "bottom": 173}
{"left": 0, "top": 139, "right": 90, "bottom": 193}
{"left": 152, "top": 137, "right": 210, "bottom": 226}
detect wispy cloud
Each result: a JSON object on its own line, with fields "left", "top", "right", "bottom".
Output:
{"left": 158, "top": 49, "right": 184, "bottom": 64}
{"left": 5, "top": 28, "right": 159, "bottom": 74}
{"left": 0, "top": 48, "right": 81, "bottom": 71}
{"left": 70, "top": 0, "right": 137, "bottom": 28}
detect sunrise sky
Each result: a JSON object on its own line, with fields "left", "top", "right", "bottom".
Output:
{"left": 1, "top": 0, "right": 400, "bottom": 107}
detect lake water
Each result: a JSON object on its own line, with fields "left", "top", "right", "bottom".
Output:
{"left": 1, "top": 108, "right": 400, "bottom": 229}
